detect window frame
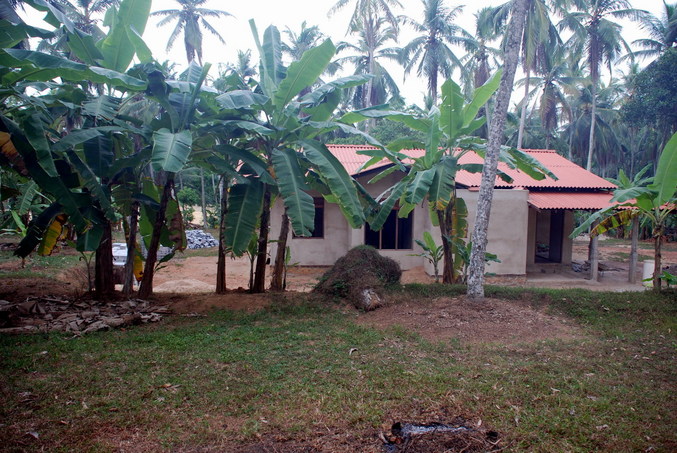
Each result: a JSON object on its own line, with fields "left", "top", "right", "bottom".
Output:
{"left": 293, "top": 197, "right": 324, "bottom": 239}
{"left": 364, "top": 206, "right": 413, "bottom": 250}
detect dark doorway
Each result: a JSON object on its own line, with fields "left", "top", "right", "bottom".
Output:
{"left": 535, "top": 209, "right": 565, "bottom": 263}
{"left": 549, "top": 210, "right": 564, "bottom": 263}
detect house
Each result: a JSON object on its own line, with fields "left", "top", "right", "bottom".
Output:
{"left": 269, "top": 145, "right": 616, "bottom": 277}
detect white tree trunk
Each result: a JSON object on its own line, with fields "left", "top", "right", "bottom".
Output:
{"left": 628, "top": 215, "right": 639, "bottom": 284}
{"left": 517, "top": 68, "right": 530, "bottom": 149}
{"left": 586, "top": 82, "right": 597, "bottom": 171}
{"left": 467, "top": 0, "right": 529, "bottom": 299}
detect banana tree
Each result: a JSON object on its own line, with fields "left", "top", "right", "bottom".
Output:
{"left": 214, "top": 21, "right": 373, "bottom": 293}
{"left": 136, "top": 62, "right": 215, "bottom": 298}
{"left": 571, "top": 132, "right": 677, "bottom": 290}
{"left": 345, "top": 75, "right": 555, "bottom": 283}
{"left": 1, "top": 0, "right": 154, "bottom": 296}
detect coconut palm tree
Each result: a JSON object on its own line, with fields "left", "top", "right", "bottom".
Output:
{"left": 336, "top": 15, "right": 401, "bottom": 110}
{"left": 35, "top": 0, "right": 121, "bottom": 55}
{"left": 399, "top": 0, "right": 470, "bottom": 102}
{"left": 461, "top": 7, "right": 503, "bottom": 138}
{"left": 151, "top": 0, "right": 232, "bottom": 65}
{"left": 489, "top": 0, "right": 562, "bottom": 149}
{"left": 628, "top": 1, "right": 677, "bottom": 62}
{"left": 462, "top": 7, "right": 503, "bottom": 93}
{"left": 559, "top": 0, "right": 643, "bottom": 171}
{"left": 467, "top": 0, "right": 531, "bottom": 298}
{"left": 524, "top": 46, "right": 579, "bottom": 148}
{"left": 282, "top": 21, "right": 326, "bottom": 61}
{"left": 329, "top": 0, "right": 402, "bottom": 33}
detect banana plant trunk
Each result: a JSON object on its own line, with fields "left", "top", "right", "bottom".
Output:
{"left": 436, "top": 206, "right": 455, "bottom": 284}
{"left": 216, "top": 179, "right": 228, "bottom": 294}
{"left": 138, "top": 174, "right": 174, "bottom": 299}
{"left": 122, "top": 201, "right": 140, "bottom": 296}
{"left": 270, "top": 210, "right": 290, "bottom": 291}
{"left": 252, "top": 185, "right": 271, "bottom": 293}
{"left": 95, "top": 221, "right": 115, "bottom": 297}
{"left": 653, "top": 224, "right": 663, "bottom": 290}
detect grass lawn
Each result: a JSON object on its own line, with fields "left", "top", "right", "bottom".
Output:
{"left": 1, "top": 285, "right": 675, "bottom": 452}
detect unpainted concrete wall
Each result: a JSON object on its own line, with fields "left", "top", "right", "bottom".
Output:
{"left": 268, "top": 172, "right": 529, "bottom": 275}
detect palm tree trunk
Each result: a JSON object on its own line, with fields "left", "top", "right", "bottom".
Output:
{"left": 122, "top": 200, "right": 140, "bottom": 296}
{"left": 252, "top": 185, "right": 271, "bottom": 293}
{"left": 216, "top": 179, "right": 228, "bottom": 294}
{"left": 590, "top": 221, "right": 599, "bottom": 281}
{"left": 586, "top": 82, "right": 597, "bottom": 171}
{"left": 270, "top": 210, "right": 290, "bottom": 291}
{"left": 517, "top": 68, "right": 530, "bottom": 149}
{"left": 138, "top": 174, "right": 173, "bottom": 299}
{"left": 467, "top": 0, "right": 529, "bottom": 299}
{"left": 628, "top": 215, "right": 639, "bottom": 284}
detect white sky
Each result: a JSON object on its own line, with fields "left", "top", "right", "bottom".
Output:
{"left": 21, "top": 0, "right": 668, "bottom": 107}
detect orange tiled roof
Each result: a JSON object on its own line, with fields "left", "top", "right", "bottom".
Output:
{"left": 528, "top": 192, "right": 615, "bottom": 210}
{"left": 326, "top": 144, "right": 616, "bottom": 190}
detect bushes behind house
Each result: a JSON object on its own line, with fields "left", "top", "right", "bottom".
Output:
{"left": 314, "top": 246, "right": 401, "bottom": 309}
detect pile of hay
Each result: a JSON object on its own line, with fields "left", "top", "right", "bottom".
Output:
{"left": 314, "top": 246, "right": 401, "bottom": 310}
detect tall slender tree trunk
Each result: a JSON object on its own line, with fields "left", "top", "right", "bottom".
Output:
{"left": 568, "top": 122, "right": 574, "bottom": 161}
{"left": 95, "top": 221, "right": 115, "bottom": 298}
{"left": 628, "top": 215, "right": 639, "bottom": 284}
{"left": 122, "top": 200, "right": 140, "bottom": 296}
{"left": 590, "top": 221, "right": 599, "bottom": 282}
{"left": 200, "top": 168, "right": 207, "bottom": 229}
{"left": 252, "top": 186, "right": 271, "bottom": 293}
{"left": 216, "top": 179, "right": 228, "bottom": 294}
{"left": 270, "top": 210, "right": 290, "bottom": 291}
{"left": 517, "top": 68, "right": 530, "bottom": 149}
{"left": 467, "top": 0, "right": 529, "bottom": 299}
{"left": 138, "top": 174, "right": 173, "bottom": 299}
{"left": 586, "top": 82, "right": 597, "bottom": 171}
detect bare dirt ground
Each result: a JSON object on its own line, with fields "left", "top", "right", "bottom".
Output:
{"left": 358, "top": 296, "right": 581, "bottom": 345}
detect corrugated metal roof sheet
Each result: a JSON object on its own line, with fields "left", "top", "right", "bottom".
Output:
{"left": 528, "top": 192, "right": 615, "bottom": 210}
{"left": 325, "top": 145, "right": 617, "bottom": 190}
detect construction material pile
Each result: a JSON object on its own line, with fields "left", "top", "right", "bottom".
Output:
{"left": 185, "top": 230, "right": 219, "bottom": 249}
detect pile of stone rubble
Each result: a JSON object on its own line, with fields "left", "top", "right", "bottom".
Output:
{"left": 185, "top": 229, "right": 219, "bottom": 249}
{"left": 0, "top": 297, "right": 170, "bottom": 335}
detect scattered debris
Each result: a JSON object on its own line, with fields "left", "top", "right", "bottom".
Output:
{"left": 572, "top": 260, "right": 622, "bottom": 273}
{"left": 379, "top": 420, "right": 498, "bottom": 452}
{"left": 0, "top": 296, "right": 169, "bottom": 334}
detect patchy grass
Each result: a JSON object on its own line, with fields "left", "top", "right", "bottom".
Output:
{"left": 600, "top": 238, "right": 677, "bottom": 252}
{"left": 0, "top": 247, "right": 84, "bottom": 280}
{"left": 1, "top": 289, "right": 675, "bottom": 452}
{"left": 607, "top": 251, "right": 653, "bottom": 261}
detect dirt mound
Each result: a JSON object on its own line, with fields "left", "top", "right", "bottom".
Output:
{"left": 358, "top": 296, "right": 581, "bottom": 345}
{"left": 315, "top": 246, "right": 401, "bottom": 309}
